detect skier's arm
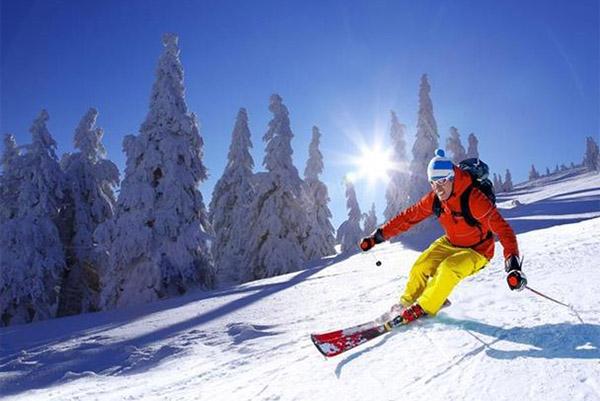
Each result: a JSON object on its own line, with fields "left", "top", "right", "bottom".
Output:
{"left": 469, "top": 189, "right": 519, "bottom": 259}
{"left": 380, "top": 192, "right": 436, "bottom": 240}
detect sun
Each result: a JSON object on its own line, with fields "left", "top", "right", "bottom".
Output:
{"left": 349, "top": 143, "right": 394, "bottom": 185}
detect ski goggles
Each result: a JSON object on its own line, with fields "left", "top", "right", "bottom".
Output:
{"left": 429, "top": 176, "right": 454, "bottom": 186}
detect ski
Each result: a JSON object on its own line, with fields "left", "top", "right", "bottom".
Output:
{"left": 310, "top": 300, "right": 451, "bottom": 358}
{"left": 310, "top": 317, "right": 403, "bottom": 357}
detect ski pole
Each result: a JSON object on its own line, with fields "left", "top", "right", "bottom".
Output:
{"left": 359, "top": 239, "right": 382, "bottom": 266}
{"left": 524, "top": 285, "right": 584, "bottom": 324}
{"left": 373, "top": 255, "right": 382, "bottom": 267}
{"left": 367, "top": 252, "right": 382, "bottom": 267}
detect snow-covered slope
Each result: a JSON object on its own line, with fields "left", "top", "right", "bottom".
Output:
{"left": 497, "top": 168, "right": 600, "bottom": 234}
{"left": 1, "top": 171, "right": 599, "bottom": 401}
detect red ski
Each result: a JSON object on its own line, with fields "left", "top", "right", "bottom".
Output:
{"left": 310, "top": 301, "right": 451, "bottom": 357}
{"left": 310, "top": 316, "right": 402, "bottom": 357}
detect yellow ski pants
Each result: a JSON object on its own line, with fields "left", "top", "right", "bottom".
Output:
{"left": 400, "top": 236, "right": 489, "bottom": 315}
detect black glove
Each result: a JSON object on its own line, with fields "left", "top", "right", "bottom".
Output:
{"left": 360, "top": 228, "right": 385, "bottom": 252}
{"left": 504, "top": 255, "right": 522, "bottom": 272}
{"left": 505, "top": 255, "right": 527, "bottom": 291}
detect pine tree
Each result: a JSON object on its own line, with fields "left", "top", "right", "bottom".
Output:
{"left": 0, "top": 110, "right": 66, "bottom": 325}
{"left": 302, "top": 126, "right": 336, "bottom": 261}
{"left": 384, "top": 111, "right": 410, "bottom": 224}
{"left": 58, "top": 108, "right": 119, "bottom": 315}
{"left": 406, "top": 74, "right": 440, "bottom": 241}
{"left": 363, "top": 203, "right": 378, "bottom": 235}
{"left": 529, "top": 164, "right": 540, "bottom": 180}
{"left": 583, "top": 136, "right": 599, "bottom": 171}
{"left": 242, "top": 94, "right": 308, "bottom": 281}
{"left": 209, "top": 108, "right": 255, "bottom": 282}
{"left": 466, "top": 133, "right": 480, "bottom": 159}
{"left": 545, "top": 167, "right": 551, "bottom": 176}
{"left": 492, "top": 173, "right": 499, "bottom": 190}
{"left": 446, "top": 127, "right": 467, "bottom": 163}
{"left": 0, "top": 133, "right": 18, "bottom": 167}
{"left": 94, "top": 34, "right": 214, "bottom": 309}
{"left": 504, "top": 169, "right": 513, "bottom": 192}
{"left": 408, "top": 74, "right": 439, "bottom": 204}
{"left": 337, "top": 178, "right": 363, "bottom": 254}
{"left": 0, "top": 134, "right": 21, "bottom": 223}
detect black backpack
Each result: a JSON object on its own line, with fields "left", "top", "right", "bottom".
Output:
{"left": 432, "top": 158, "right": 496, "bottom": 228}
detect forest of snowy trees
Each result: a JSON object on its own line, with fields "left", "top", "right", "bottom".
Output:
{"left": 1, "top": 33, "right": 598, "bottom": 326}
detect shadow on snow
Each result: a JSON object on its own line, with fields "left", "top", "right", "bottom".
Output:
{"left": 335, "top": 317, "right": 600, "bottom": 377}
{"left": 0, "top": 253, "right": 351, "bottom": 396}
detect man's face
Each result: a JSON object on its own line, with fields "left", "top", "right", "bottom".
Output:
{"left": 430, "top": 177, "right": 454, "bottom": 201}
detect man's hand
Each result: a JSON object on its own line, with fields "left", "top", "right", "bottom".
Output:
{"left": 505, "top": 255, "right": 527, "bottom": 291}
{"left": 504, "top": 255, "right": 522, "bottom": 272}
{"left": 359, "top": 228, "right": 385, "bottom": 252}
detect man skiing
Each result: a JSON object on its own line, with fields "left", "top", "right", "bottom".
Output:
{"left": 360, "top": 149, "right": 527, "bottom": 323}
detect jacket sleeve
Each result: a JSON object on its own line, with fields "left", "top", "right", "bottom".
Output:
{"left": 469, "top": 189, "right": 519, "bottom": 260}
{"left": 381, "top": 192, "right": 435, "bottom": 240}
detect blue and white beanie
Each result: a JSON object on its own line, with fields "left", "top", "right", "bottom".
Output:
{"left": 427, "top": 149, "right": 455, "bottom": 182}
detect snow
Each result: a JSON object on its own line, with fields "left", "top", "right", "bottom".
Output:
{"left": 1, "top": 171, "right": 599, "bottom": 401}
{"left": 497, "top": 169, "right": 600, "bottom": 233}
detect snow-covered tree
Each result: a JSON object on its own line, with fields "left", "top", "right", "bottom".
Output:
{"left": 0, "top": 110, "right": 66, "bottom": 325}
{"left": 408, "top": 74, "right": 439, "bottom": 204}
{"left": 446, "top": 127, "right": 467, "bottom": 163}
{"left": 94, "top": 34, "right": 214, "bottom": 309}
{"left": 583, "top": 136, "right": 599, "bottom": 171}
{"left": 529, "top": 164, "right": 540, "bottom": 180}
{"left": 545, "top": 167, "right": 551, "bottom": 176}
{"left": 58, "top": 108, "right": 119, "bottom": 315}
{"left": 554, "top": 164, "right": 560, "bottom": 174}
{"left": 0, "top": 134, "right": 21, "bottom": 223}
{"left": 242, "top": 94, "right": 308, "bottom": 281}
{"left": 337, "top": 178, "right": 363, "bottom": 254}
{"left": 503, "top": 169, "right": 513, "bottom": 192}
{"left": 363, "top": 203, "right": 378, "bottom": 235}
{"left": 209, "top": 108, "right": 255, "bottom": 282}
{"left": 466, "top": 133, "right": 479, "bottom": 159}
{"left": 1, "top": 133, "right": 18, "bottom": 166}
{"left": 405, "top": 74, "right": 440, "bottom": 242}
{"left": 302, "top": 126, "right": 336, "bottom": 261}
{"left": 492, "top": 173, "right": 500, "bottom": 190}
{"left": 384, "top": 111, "right": 410, "bottom": 223}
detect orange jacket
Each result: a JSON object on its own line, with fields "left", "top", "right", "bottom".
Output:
{"left": 381, "top": 167, "right": 519, "bottom": 260}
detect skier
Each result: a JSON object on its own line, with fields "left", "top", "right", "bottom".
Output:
{"left": 360, "top": 149, "right": 527, "bottom": 323}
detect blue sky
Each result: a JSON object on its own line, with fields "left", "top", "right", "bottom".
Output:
{"left": 1, "top": 0, "right": 598, "bottom": 228}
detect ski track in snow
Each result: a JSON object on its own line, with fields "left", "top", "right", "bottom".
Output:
{"left": 1, "top": 171, "right": 600, "bottom": 401}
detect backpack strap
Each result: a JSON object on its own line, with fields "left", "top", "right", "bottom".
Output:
{"left": 432, "top": 186, "right": 478, "bottom": 225}
{"left": 459, "top": 186, "right": 480, "bottom": 228}
{"left": 460, "top": 186, "right": 495, "bottom": 247}
{"left": 433, "top": 185, "right": 488, "bottom": 229}
{"left": 432, "top": 196, "right": 442, "bottom": 217}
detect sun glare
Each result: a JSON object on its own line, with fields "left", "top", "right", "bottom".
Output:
{"left": 350, "top": 144, "right": 394, "bottom": 185}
